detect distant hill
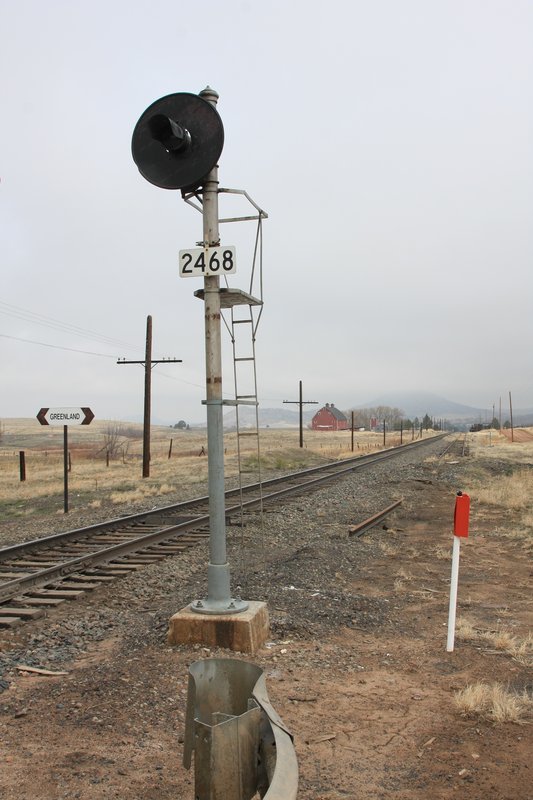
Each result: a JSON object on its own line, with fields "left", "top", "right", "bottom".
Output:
{"left": 185, "top": 391, "right": 533, "bottom": 429}
{"left": 356, "top": 391, "right": 485, "bottom": 421}
{"left": 219, "top": 406, "right": 315, "bottom": 429}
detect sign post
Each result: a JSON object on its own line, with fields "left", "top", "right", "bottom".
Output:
{"left": 36, "top": 407, "right": 94, "bottom": 513}
{"left": 446, "top": 491, "right": 470, "bottom": 652}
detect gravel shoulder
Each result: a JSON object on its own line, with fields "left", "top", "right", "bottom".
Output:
{"left": 0, "top": 438, "right": 531, "bottom": 799}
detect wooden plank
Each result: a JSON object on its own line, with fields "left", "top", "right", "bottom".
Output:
{"left": 12, "top": 597, "right": 65, "bottom": 607}
{"left": 102, "top": 564, "right": 140, "bottom": 571}
{"left": 0, "top": 572, "right": 32, "bottom": 579}
{"left": 118, "top": 558, "right": 160, "bottom": 564}
{"left": 0, "top": 616, "right": 22, "bottom": 628}
{"left": 3, "top": 560, "right": 58, "bottom": 568}
{"left": 0, "top": 607, "right": 44, "bottom": 619}
{"left": 44, "top": 582, "right": 99, "bottom": 591}
{"left": 16, "top": 665, "right": 68, "bottom": 676}
{"left": 27, "top": 589, "right": 85, "bottom": 599}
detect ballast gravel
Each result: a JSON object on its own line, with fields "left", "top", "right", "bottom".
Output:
{"left": 0, "top": 438, "right": 456, "bottom": 689}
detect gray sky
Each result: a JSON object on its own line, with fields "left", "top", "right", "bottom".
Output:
{"left": 2, "top": 0, "right": 532, "bottom": 425}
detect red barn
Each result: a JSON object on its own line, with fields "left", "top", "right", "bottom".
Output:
{"left": 311, "top": 403, "right": 349, "bottom": 431}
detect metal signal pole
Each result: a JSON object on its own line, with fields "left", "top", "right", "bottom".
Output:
{"left": 283, "top": 381, "right": 318, "bottom": 447}
{"left": 190, "top": 86, "right": 248, "bottom": 615}
{"left": 117, "top": 315, "right": 182, "bottom": 477}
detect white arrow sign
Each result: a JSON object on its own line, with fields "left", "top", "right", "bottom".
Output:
{"left": 37, "top": 407, "right": 95, "bottom": 426}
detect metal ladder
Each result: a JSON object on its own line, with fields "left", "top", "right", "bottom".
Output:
{"left": 230, "top": 300, "right": 263, "bottom": 529}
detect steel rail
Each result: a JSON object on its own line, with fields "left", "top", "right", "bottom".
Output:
{"left": 0, "top": 433, "right": 447, "bottom": 561}
{"left": 348, "top": 500, "right": 403, "bottom": 538}
{"left": 0, "top": 434, "right": 448, "bottom": 606}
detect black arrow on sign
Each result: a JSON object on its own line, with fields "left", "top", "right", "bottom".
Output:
{"left": 37, "top": 408, "right": 49, "bottom": 426}
{"left": 81, "top": 408, "right": 95, "bottom": 425}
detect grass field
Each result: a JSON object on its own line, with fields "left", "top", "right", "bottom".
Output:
{"left": 3, "top": 420, "right": 531, "bottom": 529}
{"left": 0, "top": 417, "right": 402, "bottom": 521}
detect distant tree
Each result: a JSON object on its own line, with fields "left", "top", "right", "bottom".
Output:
{"left": 491, "top": 417, "right": 500, "bottom": 430}
{"left": 422, "top": 413, "right": 432, "bottom": 430}
{"left": 347, "top": 405, "right": 405, "bottom": 431}
{"left": 503, "top": 420, "right": 511, "bottom": 429}
{"left": 174, "top": 420, "right": 187, "bottom": 429}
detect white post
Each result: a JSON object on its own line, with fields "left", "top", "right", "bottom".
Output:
{"left": 446, "top": 535, "right": 461, "bottom": 652}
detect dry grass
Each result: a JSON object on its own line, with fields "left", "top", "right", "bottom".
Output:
{"left": 465, "top": 434, "right": 533, "bottom": 552}
{"left": 393, "top": 568, "right": 413, "bottom": 592}
{"left": 432, "top": 545, "right": 450, "bottom": 560}
{"left": 378, "top": 541, "right": 398, "bottom": 556}
{"left": 456, "top": 617, "right": 533, "bottom": 668}
{"left": 0, "top": 419, "right": 401, "bottom": 522}
{"left": 454, "top": 682, "right": 533, "bottom": 724}
{"left": 472, "top": 468, "right": 532, "bottom": 510}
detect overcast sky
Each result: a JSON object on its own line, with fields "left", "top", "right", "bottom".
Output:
{"left": 1, "top": 0, "right": 532, "bottom": 426}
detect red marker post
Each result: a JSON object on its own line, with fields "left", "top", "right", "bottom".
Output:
{"left": 447, "top": 491, "right": 470, "bottom": 652}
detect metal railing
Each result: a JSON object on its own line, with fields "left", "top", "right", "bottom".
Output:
{"left": 184, "top": 658, "right": 298, "bottom": 799}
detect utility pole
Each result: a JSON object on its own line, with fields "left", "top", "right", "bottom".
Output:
{"left": 509, "top": 390, "right": 514, "bottom": 442}
{"left": 118, "top": 315, "right": 182, "bottom": 477}
{"left": 283, "top": 380, "right": 318, "bottom": 447}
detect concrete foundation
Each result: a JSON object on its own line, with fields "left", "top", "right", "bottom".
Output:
{"left": 167, "top": 601, "right": 269, "bottom": 655}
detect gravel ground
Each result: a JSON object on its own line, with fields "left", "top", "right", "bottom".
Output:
{"left": 1, "top": 435, "right": 532, "bottom": 800}
{"left": 0, "top": 438, "right": 453, "bottom": 686}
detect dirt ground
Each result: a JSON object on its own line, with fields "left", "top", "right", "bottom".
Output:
{"left": 0, "top": 443, "right": 531, "bottom": 799}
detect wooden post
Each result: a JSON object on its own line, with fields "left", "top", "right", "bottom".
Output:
{"left": 19, "top": 451, "right": 26, "bottom": 482}
{"left": 351, "top": 411, "right": 354, "bottom": 452}
{"left": 168, "top": 438, "right": 173, "bottom": 459}
{"left": 63, "top": 425, "right": 69, "bottom": 513}
{"left": 509, "top": 391, "right": 514, "bottom": 442}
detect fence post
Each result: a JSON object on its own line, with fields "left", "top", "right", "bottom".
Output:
{"left": 19, "top": 451, "right": 26, "bottom": 482}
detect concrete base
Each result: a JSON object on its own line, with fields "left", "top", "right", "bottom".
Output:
{"left": 167, "top": 601, "right": 269, "bottom": 655}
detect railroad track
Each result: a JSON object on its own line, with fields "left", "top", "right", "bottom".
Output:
{"left": 0, "top": 434, "right": 448, "bottom": 628}
{"left": 438, "top": 432, "right": 469, "bottom": 458}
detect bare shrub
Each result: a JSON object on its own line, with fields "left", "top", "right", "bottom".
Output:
{"left": 100, "top": 423, "right": 133, "bottom": 460}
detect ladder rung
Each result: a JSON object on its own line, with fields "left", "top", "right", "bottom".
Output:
{"left": 238, "top": 431, "right": 259, "bottom": 437}
{"left": 232, "top": 319, "right": 253, "bottom": 324}
{"left": 234, "top": 357, "right": 254, "bottom": 362}
{"left": 236, "top": 400, "right": 258, "bottom": 406}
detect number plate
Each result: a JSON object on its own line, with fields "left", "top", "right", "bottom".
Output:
{"left": 179, "top": 246, "right": 236, "bottom": 277}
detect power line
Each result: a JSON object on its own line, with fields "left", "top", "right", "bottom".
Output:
{"left": 0, "top": 300, "right": 140, "bottom": 352}
{"left": 0, "top": 331, "right": 210, "bottom": 391}
{"left": 0, "top": 333, "right": 118, "bottom": 358}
